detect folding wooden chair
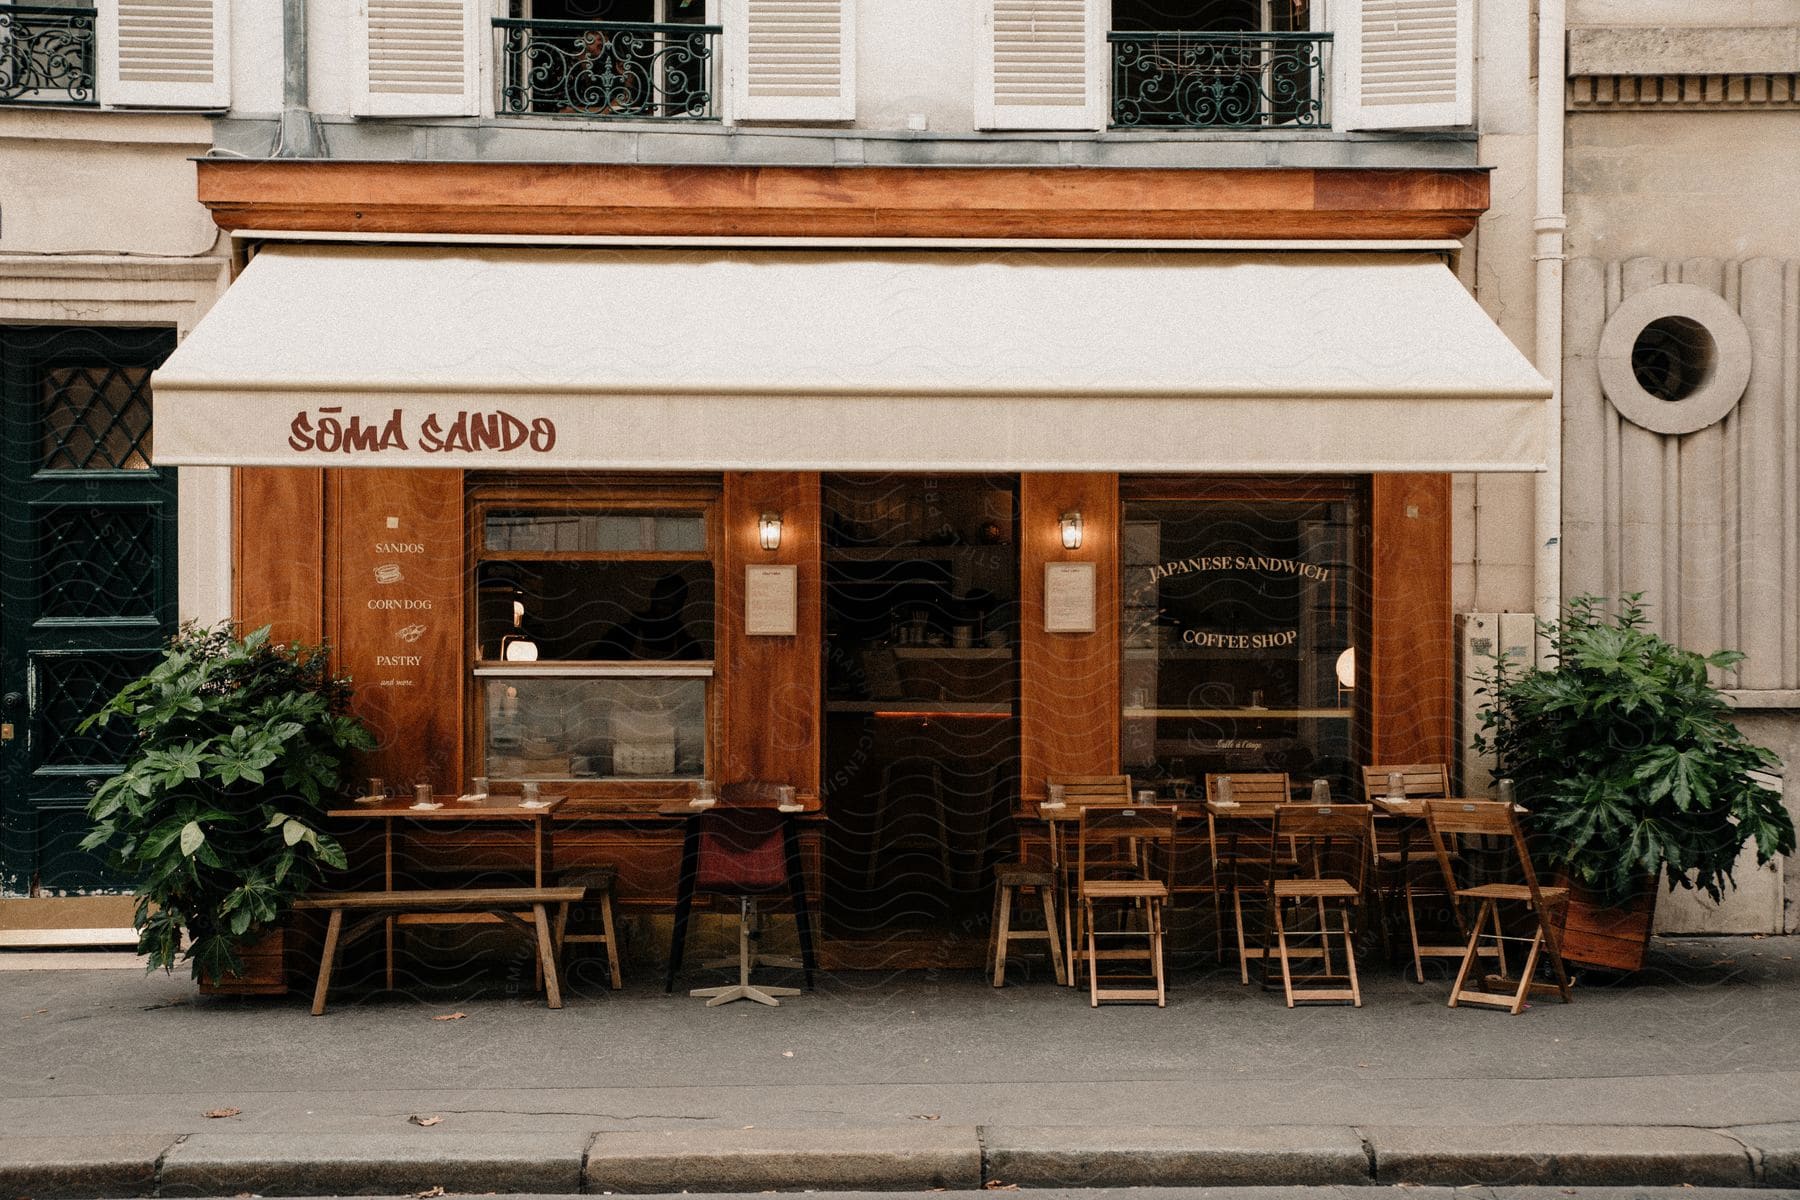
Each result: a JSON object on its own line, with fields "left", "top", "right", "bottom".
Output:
{"left": 1424, "top": 799, "right": 1573, "bottom": 1015}
{"left": 1075, "top": 803, "right": 1177, "bottom": 1007}
{"left": 1204, "top": 772, "right": 1294, "bottom": 983}
{"left": 1261, "top": 803, "right": 1372, "bottom": 1007}
{"left": 1362, "top": 763, "right": 1458, "bottom": 981}
{"left": 1042, "top": 774, "right": 1135, "bottom": 981}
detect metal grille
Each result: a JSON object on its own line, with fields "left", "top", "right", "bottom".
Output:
{"left": 39, "top": 363, "right": 155, "bottom": 471}
{"left": 496, "top": 18, "right": 719, "bottom": 119}
{"left": 0, "top": 4, "right": 96, "bottom": 105}
{"left": 1110, "top": 31, "right": 1331, "bottom": 129}
{"left": 37, "top": 504, "right": 160, "bottom": 621}
{"left": 30, "top": 650, "right": 160, "bottom": 769}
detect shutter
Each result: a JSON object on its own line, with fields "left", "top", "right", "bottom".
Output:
{"left": 974, "top": 0, "right": 1104, "bottom": 131}
{"left": 1337, "top": 0, "right": 1473, "bottom": 129}
{"left": 351, "top": 0, "right": 481, "bottom": 118}
{"left": 97, "top": 0, "right": 230, "bottom": 109}
{"left": 726, "top": 0, "right": 855, "bottom": 122}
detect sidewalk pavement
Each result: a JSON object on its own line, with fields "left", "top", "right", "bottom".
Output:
{"left": 4, "top": 934, "right": 1800, "bottom": 1195}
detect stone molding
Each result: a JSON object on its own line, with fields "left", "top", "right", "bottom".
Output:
{"left": 1568, "top": 24, "right": 1800, "bottom": 111}
{"left": 1569, "top": 71, "right": 1800, "bottom": 111}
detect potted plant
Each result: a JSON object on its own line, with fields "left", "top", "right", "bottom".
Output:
{"left": 80, "top": 623, "right": 374, "bottom": 992}
{"left": 1476, "top": 594, "right": 1794, "bottom": 971}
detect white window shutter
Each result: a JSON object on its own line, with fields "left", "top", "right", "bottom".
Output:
{"left": 352, "top": 0, "right": 481, "bottom": 118}
{"left": 96, "top": 0, "right": 230, "bottom": 109}
{"left": 1337, "top": 0, "right": 1473, "bottom": 129}
{"left": 725, "top": 0, "right": 855, "bottom": 122}
{"left": 974, "top": 0, "right": 1104, "bottom": 131}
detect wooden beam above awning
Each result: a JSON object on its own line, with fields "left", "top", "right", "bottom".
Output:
{"left": 194, "top": 161, "right": 1491, "bottom": 242}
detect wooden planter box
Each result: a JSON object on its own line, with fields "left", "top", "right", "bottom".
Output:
{"left": 1554, "top": 876, "right": 1657, "bottom": 973}
{"left": 198, "top": 926, "right": 289, "bottom": 996}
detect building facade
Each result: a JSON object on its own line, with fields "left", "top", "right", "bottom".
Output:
{"left": 1, "top": 0, "right": 1793, "bottom": 944}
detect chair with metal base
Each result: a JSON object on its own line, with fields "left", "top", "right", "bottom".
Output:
{"left": 1424, "top": 799, "right": 1573, "bottom": 1015}
{"left": 1262, "top": 803, "right": 1373, "bottom": 1008}
{"left": 666, "top": 788, "right": 817, "bottom": 1008}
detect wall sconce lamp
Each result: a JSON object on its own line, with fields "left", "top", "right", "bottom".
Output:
{"left": 1059, "top": 511, "right": 1083, "bottom": 551}
{"left": 758, "top": 511, "right": 783, "bottom": 551}
{"left": 501, "top": 598, "right": 539, "bottom": 662}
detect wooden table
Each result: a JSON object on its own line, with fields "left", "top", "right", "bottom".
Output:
{"left": 328, "top": 792, "right": 568, "bottom": 989}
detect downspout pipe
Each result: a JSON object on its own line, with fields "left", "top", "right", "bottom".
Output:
{"left": 1534, "top": 0, "right": 1567, "bottom": 659}
{"left": 275, "top": 0, "right": 325, "bottom": 158}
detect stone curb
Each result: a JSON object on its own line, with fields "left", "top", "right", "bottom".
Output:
{"left": 1, "top": 1122, "right": 1794, "bottom": 1195}
{"left": 157, "top": 1131, "right": 588, "bottom": 1196}
{"left": 586, "top": 1125, "right": 983, "bottom": 1193}
{"left": 1361, "top": 1124, "right": 1757, "bottom": 1188}
{"left": 0, "top": 1134, "right": 170, "bottom": 1200}
{"left": 980, "top": 1124, "right": 1371, "bottom": 1188}
{"left": 1729, "top": 1123, "right": 1800, "bottom": 1187}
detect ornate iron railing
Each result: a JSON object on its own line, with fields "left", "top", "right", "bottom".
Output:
{"left": 1109, "top": 31, "right": 1331, "bottom": 129}
{"left": 0, "top": 4, "right": 97, "bottom": 106}
{"left": 495, "top": 18, "right": 719, "bottom": 120}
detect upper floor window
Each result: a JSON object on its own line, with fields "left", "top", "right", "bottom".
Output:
{"left": 0, "top": 0, "right": 227, "bottom": 110}
{"left": 0, "top": 1, "right": 96, "bottom": 106}
{"left": 1109, "top": 0, "right": 1331, "bottom": 129}
{"left": 496, "top": 0, "right": 720, "bottom": 120}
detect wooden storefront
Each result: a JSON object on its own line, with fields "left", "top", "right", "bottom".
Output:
{"left": 174, "top": 159, "right": 1533, "bottom": 965}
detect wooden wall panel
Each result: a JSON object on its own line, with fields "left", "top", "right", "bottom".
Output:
{"left": 719, "top": 472, "right": 822, "bottom": 801}
{"left": 233, "top": 468, "right": 323, "bottom": 643}
{"left": 328, "top": 469, "right": 464, "bottom": 794}
{"left": 197, "top": 161, "right": 1492, "bottom": 242}
{"left": 1019, "top": 473, "right": 1120, "bottom": 806}
{"left": 1369, "top": 473, "right": 1455, "bottom": 767}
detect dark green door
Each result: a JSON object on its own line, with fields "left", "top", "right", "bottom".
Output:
{"left": 0, "top": 326, "right": 178, "bottom": 895}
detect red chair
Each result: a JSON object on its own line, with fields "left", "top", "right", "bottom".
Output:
{"left": 665, "top": 784, "right": 817, "bottom": 1006}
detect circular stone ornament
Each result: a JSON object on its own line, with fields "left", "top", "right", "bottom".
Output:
{"left": 1598, "top": 283, "right": 1752, "bottom": 436}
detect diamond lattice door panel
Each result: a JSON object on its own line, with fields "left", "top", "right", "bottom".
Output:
{"left": 0, "top": 327, "right": 177, "bottom": 895}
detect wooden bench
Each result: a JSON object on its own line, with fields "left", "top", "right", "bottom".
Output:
{"left": 292, "top": 887, "right": 586, "bottom": 1015}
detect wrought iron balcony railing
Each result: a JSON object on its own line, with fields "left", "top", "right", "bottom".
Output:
{"left": 495, "top": 18, "right": 719, "bottom": 121}
{"left": 1109, "top": 31, "right": 1331, "bottom": 130}
{"left": 0, "top": 4, "right": 97, "bottom": 106}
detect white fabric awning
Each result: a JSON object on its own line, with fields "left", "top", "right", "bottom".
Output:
{"left": 152, "top": 245, "right": 1550, "bottom": 472}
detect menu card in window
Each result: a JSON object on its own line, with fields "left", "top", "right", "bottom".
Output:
{"left": 745, "top": 564, "right": 798, "bottom": 636}
{"left": 1044, "top": 562, "right": 1096, "bottom": 633}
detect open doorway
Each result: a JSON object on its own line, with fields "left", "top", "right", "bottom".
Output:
{"left": 819, "top": 475, "right": 1020, "bottom": 967}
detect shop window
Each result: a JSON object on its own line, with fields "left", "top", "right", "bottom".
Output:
{"left": 1109, "top": 0, "right": 1328, "bottom": 129}
{"left": 1121, "top": 485, "right": 1363, "bottom": 799}
{"left": 471, "top": 498, "right": 715, "bottom": 786}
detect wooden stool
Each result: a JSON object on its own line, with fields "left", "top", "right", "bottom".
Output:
{"left": 554, "top": 867, "right": 623, "bottom": 990}
{"left": 989, "top": 863, "right": 1065, "bottom": 986}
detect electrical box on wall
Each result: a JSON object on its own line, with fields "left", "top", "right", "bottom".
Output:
{"left": 1456, "top": 612, "right": 1537, "bottom": 796}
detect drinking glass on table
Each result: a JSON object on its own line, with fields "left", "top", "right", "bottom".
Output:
{"left": 366, "top": 777, "right": 385, "bottom": 801}
{"left": 1044, "top": 782, "right": 1066, "bottom": 809}
{"left": 1311, "top": 778, "right": 1331, "bottom": 805}
{"left": 1136, "top": 788, "right": 1157, "bottom": 806}
{"left": 1215, "top": 776, "right": 1234, "bottom": 804}
{"left": 1387, "top": 771, "right": 1406, "bottom": 800}
{"left": 522, "top": 780, "right": 540, "bottom": 803}
{"left": 777, "top": 784, "right": 801, "bottom": 812}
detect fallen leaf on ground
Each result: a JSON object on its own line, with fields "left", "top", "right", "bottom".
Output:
{"left": 204, "top": 1108, "right": 241, "bottom": 1119}
{"left": 432, "top": 1012, "right": 467, "bottom": 1021}
{"left": 35, "top": 1008, "right": 47, "bottom": 1014}
{"left": 912, "top": 1114, "right": 941, "bottom": 1121}
{"left": 781, "top": 1049, "right": 794, "bottom": 1057}
{"left": 983, "top": 1181, "right": 1019, "bottom": 1191}
{"left": 409, "top": 1115, "right": 443, "bottom": 1127}
{"left": 414, "top": 1186, "right": 446, "bottom": 1197}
